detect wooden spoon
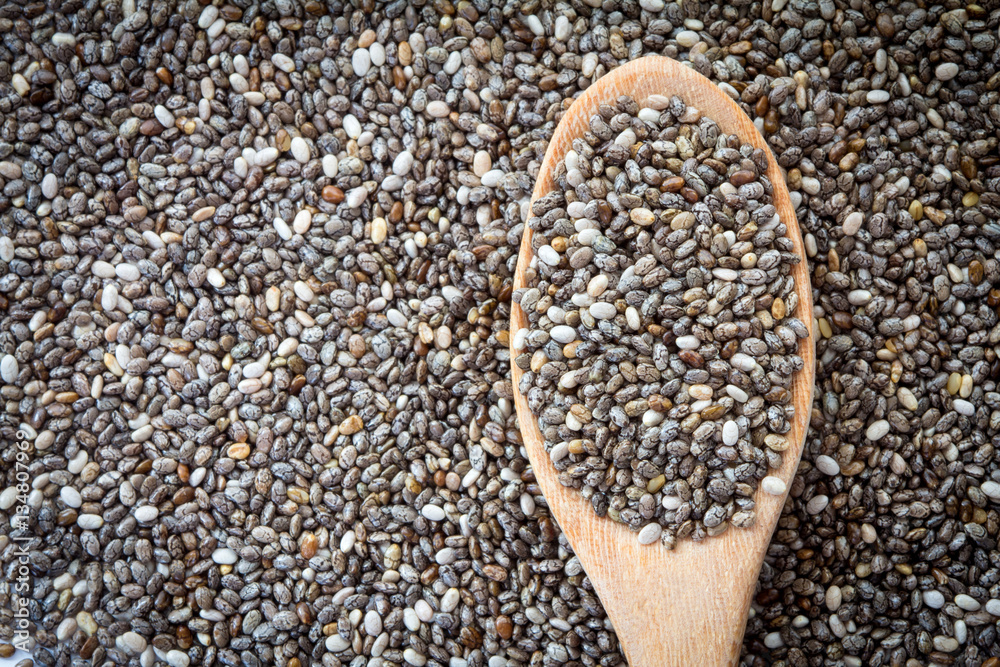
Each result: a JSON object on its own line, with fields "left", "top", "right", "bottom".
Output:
{"left": 509, "top": 55, "right": 816, "bottom": 666}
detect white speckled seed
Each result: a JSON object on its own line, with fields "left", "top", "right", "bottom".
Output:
{"left": 923, "top": 590, "right": 945, "bottom": 609}
{"left": 722, "top": 421, "right": 739, "bottom": 446}
{"left": 842, "top": 212, "right": 864, "bottom": 236}
{"left": 866, "top": 89, "right": 890, "bottom": 104}
{"left": 212, "top": 548, "right": 238, "bottom": 565}
{"left": 761, "top": 476, "right": 786, "bottom": 495}
{"left": 865, "top": 419, "right": 890, "bottom": 440}
{"left": 352, "top": 48, "right": 371, "bottom": 76}
{"left": 981, "top": 481, "right": 1000, "bottom": 499}
{"left": 134, "top": 505, "right": 158, "bottom": 522}
{"left": 426, "top": 101, "right": 450, "bottom": 118}
{"left": 954, "top": 399, "right": 975, "bottom": 416}
{"left": 550, "top": 326, "right": 577, "bottom": 344}
{"left": 0, "top": 354, "right": 18, "bottom": 383}
{"left": 60, "top": 486, "right": 82, "bottom": 508}
{"left": 806, "top": 495, "right": 829, "bottom": 514}
{"left": 815, "top": 455, "right": 841, "bottom": 476}
{"left": 637, "top": 523, "right": 662, "bottom": 545}
{"left": 290, "top": 137, "right": 310, "bottom": 163}
{"left": 589, "top": 302, "right": 617, "bottom": 320}
{"left": 955, "top": 594, "right": 980, "bottom": 611}
{"left": 393, "top": 151, "right": 414, "bottom": 176}
{"left": 421, "top": 504, "right": 445, "bottom": 521}
{"left": 935, "top": 62, "right": 959, "bottom": 81}
{"left": 42, "top": 173, "right": 58, "bottom": 198}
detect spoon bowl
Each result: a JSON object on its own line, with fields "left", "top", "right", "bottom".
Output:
{"left": 510, "top": 56, "right": 816, "bottom": 666}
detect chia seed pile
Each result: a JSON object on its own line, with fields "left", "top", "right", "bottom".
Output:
{"left": 1, "top": 1, "right": 1000, "bottom": 666}
{"left": 513, "top": 93, "right": 807, "bottom": 547}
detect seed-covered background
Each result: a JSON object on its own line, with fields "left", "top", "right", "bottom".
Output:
{"left": 0, "top": 1, "right": 998, "bottom": 667}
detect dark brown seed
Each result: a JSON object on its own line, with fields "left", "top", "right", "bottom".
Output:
{"left": 661, "top": 176, "right": 685, "bottom": 192}
{"left": 876, "top": 13, "right": 895, "bottom": 38}
{"left": 80, "top": 637, "right": 99, "bottom": 659}
{"left": 969, "top": 260, "right": 983, "bottom": 284}
{"left": 496, "top": 615, "right": 513, "bottom": 639}
{"left": 322, "top": 185, "right": 345, "bottom": 203}
{"left": 251, "top": 317, "right": 274, "bottom": 334}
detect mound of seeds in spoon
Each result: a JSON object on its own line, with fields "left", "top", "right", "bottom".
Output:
{"left": 514, "top": 94, "right": 808, "bottom": 546}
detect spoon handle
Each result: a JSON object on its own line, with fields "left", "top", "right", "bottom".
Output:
{"left": 572, "top": 529, "right": 755, "bottom": 666}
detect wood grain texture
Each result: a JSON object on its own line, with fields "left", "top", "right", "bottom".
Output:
{"left": 509, "top": 56, "right": 816, "bottom": 667}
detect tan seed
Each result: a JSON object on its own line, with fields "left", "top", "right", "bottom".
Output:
{"left": 340, "top": 415, "right": 363, "bottom": 435}
{"left": 301, "top": 532, "right": 318, "bottom": 558}
{"left": 192, "top": 206, "right": 216, "bottom": 222}
{"left": 398, "top": 42, "right": 412, "bottom": 66}
{"left": 371, "top": 217, "right": 387, "bottom": 244}
{"left": 771, "top": 297, "right": 786, "bottom": 320}
{"left": 228, "top": 443, "right": 250, "bottom": 460}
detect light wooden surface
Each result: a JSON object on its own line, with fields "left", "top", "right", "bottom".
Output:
{"left": 509, "top": 56, "right": 816, "bottom": 667}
